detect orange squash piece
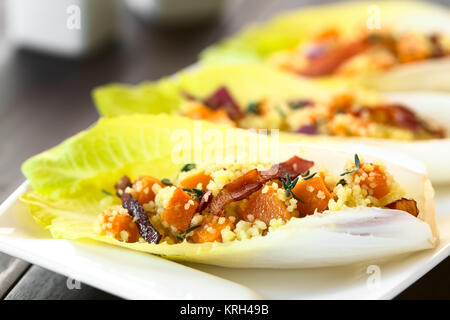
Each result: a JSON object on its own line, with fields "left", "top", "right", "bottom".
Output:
{"left": 133, "top": 176, "right": 163, "bottom": 205}
{"left": 292, "top": 175, "right": 333, "bottom": 217}
{"left": 180, "top": 171, "right": 212, "bottom": 190}
{"left": 191, "top": 215, "right": 235, "bottom": 243}
{"left": 315, "top": 28, "right": 340, "bottom": 42}
{"left": 358, "top": 164, "right": 389, "bottom": 199}
{"left": 162, "top": 188, "right": 198, "bottom": 232}
{"left": 99, "top": 208, "right": 139, "bottom": 243}
{"left": 242, "top": 188, "right": 291, "bottom": 225}
{"left": 185, "top": 104, "right": 236, "bottom": 127}
{"left": 386, "top": 198, "right": 419, "bottom": 217}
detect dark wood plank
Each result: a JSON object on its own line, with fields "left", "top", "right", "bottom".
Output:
{"left": 396, "top": 256, "right": 450, "bottom": 300}
{"left": 4, "top": 265, "right": 119, "bottom": 300}
{"left": 0, "top": 253, "right": 29, "bottom": 299}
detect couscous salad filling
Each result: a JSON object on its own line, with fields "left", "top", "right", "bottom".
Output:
{"left": 268, "top": 30, "right": 450, "bottom": 77}
{"left": 181, "top": 87, "right": 445, "bottom": 140}
{"left": 97, "top": 154, "right": 419, "bottom": 245}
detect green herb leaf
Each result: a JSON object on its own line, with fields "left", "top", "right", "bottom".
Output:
{"left": 101, "top": 189, "right": 112, "bottom": 196}
{"left": 246, "top": 101, "right": 260, "bottom": 114}
{"left": 182, "top": 188, "right": 205, "bottom": 201}
{"left": 354, "top": 154, "right": 360, "bottom": 168}
{"left": 340, "top": 154, "right": 361, "bottom": 176}
{"left": 161, "top": 178, "right": 173, "bottom": 186}
{"left": 281, "top": 173, "right": 304, "bottom": 203}
{"left": 302, "top": 172, "right": 317, "bottom": 181}
{"left": 301, "top": 170, "right": 310, "bottom": 177}
{"left": 181, "top": 163, "right": 196, "bottom": 172}
{"left": 289, "top": 101, "right": 309, "bottom": 110}
{"left": 175, "top": 224, "right": 202, "bottom": 241}
{"left": 291, "top": 192, "right": 304, "bottom": 203}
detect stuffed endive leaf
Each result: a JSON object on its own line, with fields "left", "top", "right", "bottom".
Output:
{"left": 21, "top": 114, "right": 438, "bottom": 268}
{"left": 200, "top": 1, "right": 450, "bottom": 91}
{"left": 93, "top": 64, "right": 450, "bottom": 184}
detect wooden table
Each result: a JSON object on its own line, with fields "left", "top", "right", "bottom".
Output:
{"left": 0, "top": 0, "right": 449, "bottom": 300}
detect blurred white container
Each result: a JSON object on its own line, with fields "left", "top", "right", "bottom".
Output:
{"left": 125, "top": 0, "right": 224, "bottom": 26}
{"left": 5, "top": 0, "right": 117, "bottom": 57}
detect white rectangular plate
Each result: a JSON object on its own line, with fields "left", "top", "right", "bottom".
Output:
{"left": 0, "top": 181, "right": 449, "bottom": 300}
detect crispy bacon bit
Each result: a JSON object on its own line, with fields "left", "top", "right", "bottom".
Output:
{"left": 386, "top": 198, "right": 419, "bottom": 217}
{"left": 209, "top": 156, "right": 314, "bottom": 215}
{"left": 429, "top": 34, "right": 445, "bottom": 58}
{"left": 353, "top": 104, "right": 422, "bottom": 132}
{"left": 388, "top": 104, "right": 421, "bottom": 132}
{"left": 115, "top": 176, "right": 132, "bottom": 197}
{"left": 261, "top": 156, "right": 314, "bottom": 181}
{"left": 203, "top": 86, "right": 244, "bottom": 120}
{"left": 209, "top": 169, "right": 265, "bottom": 215}
{"left": 305, "top": 44, "right": 328, "bottom": 60}
{"left": 197, "top": 190, "right": 212, "bottom": 213}
{"left": 299, "top": 38, "right": 370, "bottom": 77}
{"left": 121, "top": 193, "right": 161, "bottom": 244}
{"left": 296, "top": 124, "right": 318, "bottom": 135}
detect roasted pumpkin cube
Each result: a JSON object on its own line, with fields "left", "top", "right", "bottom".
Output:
{"left": 242, "top": 188, "right": 291, "bottom": 225}
{"left": 162, "top": 188, "right": 198, "bottom": 232}
{"left": 191, "top": 215, "right": 235, "bottom": 243}
{"left": 358, "top": 164, "right": 389, "bottom": 199}
{"left": 133, "top": 176, "right": 163, "bottom": 205}
{"left": 98, "top": 208, "right": 139, "bottom": 242}
{"left": 180, "top": 171, "right": 212, "bottom": 190}
{"left": 184, "top": 103, "right": 236, "bottom": 127}
{"left": 292, "top": 175, "right": 332, "bottom": 217}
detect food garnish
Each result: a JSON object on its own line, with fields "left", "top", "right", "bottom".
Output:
{"left": 281, "top": 173, "right": 303, "bottom": 203}
{"left": 180, "top": 163, "right": 196, "bottom": 172}
{"left": 175, "top": 224, "right": 202, "bottom": 241}
{"left": 121, "top": 193, "right": 161, "bottom": 244}
{"left": 340, "top": 154, "right": 361, "bottom": 176}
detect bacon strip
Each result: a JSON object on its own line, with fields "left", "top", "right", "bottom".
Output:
{"left": 208, "top": 156, "right": 314, "bottom": 215}
{"left": 261, "top": 156, "right": 314, "bottom": 181}
{"left": 353, "top": 104, "right": 421, "bottom": 132}
{"left": 197, "top": 190, "right": 213, "bottom": 214}
{"left": 208, "top": 169, "right": 265, "bottom": 216}
{"left": 386, "top": 198, "right": 419, "bottom": 217}
{"left": 204, "top": 86, "right": 244, "bottom": 120}
{"left": 115, "top": 175, "right": 132, "bottom": 197}
{"left": 299, "top": 38, "right": 370, "bottom": 77}
{"left": 122, "top": 193, "right": 161, "bottom": 244}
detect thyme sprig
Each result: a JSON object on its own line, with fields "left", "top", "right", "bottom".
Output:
{"left": 181, "top": 163, "right": 196, "bottom": 172}
{"left": 302, "top": 171, "right": 317, "bottom": 181}
{"left": 246, "top": 101, "right": 260, "bottom": 114}
{"left": 175, "top": 224, "right": 202, "bottom": 241}
{"left": 340, "top": 154, "right": 361, "bottom": 176}
{"left": 182, "top": 188, "right": 205, "bottom": 201}
{"left": 101, "top": 189, "right": 112, "bottom": 196}
{"left": 161, "top": 178, "right": 173, "bottom": 186}
{"left": 281, "top": 173, "right": 304, "bottom": 203}
{"left": 289, "top": 101, "right": 309, "bottom": 110}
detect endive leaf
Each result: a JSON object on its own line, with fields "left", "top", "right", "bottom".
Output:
{"left": 21, "top": 115, "right": 437, "bottom": 268}
{"left": 22, "top": 190, "right": 436, "bottom": 268}
{"left": 93, "top": 63, "right": 379, "bottom": 118}
{"left": 93, "top": 78, "right": 182, "bottom": 118}
{"left": 200, "top": 1, "right": 450, "bottom": 91}
{"left": 201, "top": 1, "right": 450, "bottom": 64}
{"left": 21, "top": 114, "right": 236, "bottom": 199}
